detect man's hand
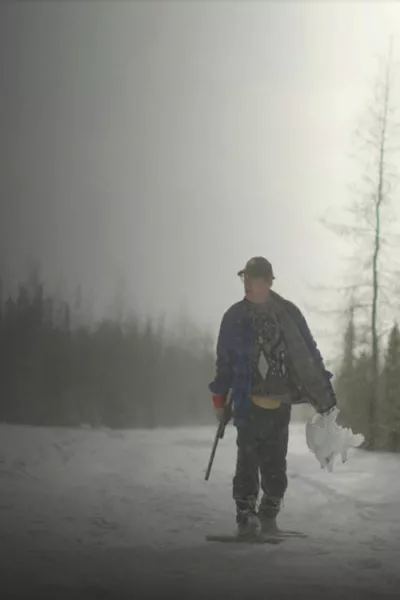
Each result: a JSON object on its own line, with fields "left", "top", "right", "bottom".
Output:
{"left": 212, "top": 395, "right": 232, "bottom": 424}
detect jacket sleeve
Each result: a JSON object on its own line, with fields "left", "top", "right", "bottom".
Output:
{"left": 208, "top": 311, "right": 234, "bottom": 397}
{"left": 288, "top": 302, "right": 337, "bottom": 409}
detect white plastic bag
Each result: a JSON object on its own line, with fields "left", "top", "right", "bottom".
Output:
{"left": 305, "top": 407, "right": 364, "bottom": 472}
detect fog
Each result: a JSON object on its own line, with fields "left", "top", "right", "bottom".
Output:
{"left": 3, "top": 5, "right": 400, "bottom": 598}
{"left": 2, "top": 1, "right": 400, "bottom": 358}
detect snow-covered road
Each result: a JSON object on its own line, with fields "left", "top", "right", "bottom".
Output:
{"left": 0, "top": 422, "right": 399, "bottom": 599}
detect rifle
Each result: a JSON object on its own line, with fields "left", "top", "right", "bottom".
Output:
{"left": 204, "top": 394, "right": 233, "bottom": 481}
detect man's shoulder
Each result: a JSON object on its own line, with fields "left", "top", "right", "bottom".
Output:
{"left": 221, "top": 293, "right": 306, "bottom": 324}
{"left": 222, "top": 299, "right": 246, "bottom": 322}
{"left": 270, "top": 290, "right": 303, "bottom": 318}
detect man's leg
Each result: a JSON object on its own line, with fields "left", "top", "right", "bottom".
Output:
{"left": 257, "top": 405, "right": 291, "bottom": 531}
{"left": 232, "top": 419, "right": 260, "bottom": 535}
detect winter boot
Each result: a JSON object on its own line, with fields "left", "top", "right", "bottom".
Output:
{"left": 258, "top": 496, "right": 282, "bottom": 534}
{"left": 236, "top": 509, "right": 261, "bottom": 538}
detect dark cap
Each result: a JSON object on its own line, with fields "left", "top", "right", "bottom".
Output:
{"left": 237, "top": 256, "right": 275, "bottom": 280}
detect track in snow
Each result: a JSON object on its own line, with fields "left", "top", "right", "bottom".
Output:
{"left": 0, "top": 422, "right": 399, "bottom": 599}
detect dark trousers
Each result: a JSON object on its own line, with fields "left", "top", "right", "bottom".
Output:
{"left": 233, "top": 403, "right": 291, "bottom": 520}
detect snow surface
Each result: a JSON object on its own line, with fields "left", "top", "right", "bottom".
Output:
{"left": 0, "top": 421, "right": 399, "bottom": 599}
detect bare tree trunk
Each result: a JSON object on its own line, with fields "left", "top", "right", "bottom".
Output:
{"left": 312, "top": 37, "right": 399, "bottom": 451}
{"left": 369, "top": 38, "right": 392, "bottom": 449}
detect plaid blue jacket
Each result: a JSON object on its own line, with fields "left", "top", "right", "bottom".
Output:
{"left": 208, "top": 292, "right": 336, "bottom": 423}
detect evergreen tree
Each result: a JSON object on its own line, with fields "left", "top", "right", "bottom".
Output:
{"left": 335, "top": 304, "right": 356, "bottom": 425}
{"left": 350, "top": 351, "right": 373, "bottom": 437}
{"left": 380, "top": 323, "right": 400, "bottom": 451}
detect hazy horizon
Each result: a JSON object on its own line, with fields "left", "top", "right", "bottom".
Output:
{"left": 2, "top": 1, "right": 400, "bottom": 364}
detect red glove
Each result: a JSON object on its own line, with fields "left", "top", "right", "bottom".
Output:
{"left": 212, "top": 395, "right": 232, "bottom": 423}
{"left": 212, "top": 394, "right": 226, "bottom": 409}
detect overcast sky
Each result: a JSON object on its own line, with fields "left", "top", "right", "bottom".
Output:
{"left": 2, "top": 1, "right": 400, "bottom": 361}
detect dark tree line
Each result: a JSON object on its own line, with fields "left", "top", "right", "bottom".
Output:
{"left": 335, "top": 306, "right": 400, "bottom": 452}
{"left": 0, "top": 271, "right": 216, "bottom": 429}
